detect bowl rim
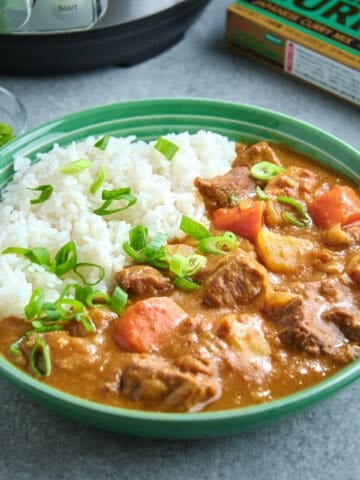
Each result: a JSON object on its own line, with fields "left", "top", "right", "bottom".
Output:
{"left": 0, "top": 97, "right": 359, "bottom": 429}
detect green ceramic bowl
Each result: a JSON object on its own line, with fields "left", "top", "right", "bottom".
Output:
{"left": 0, "top": 98, "right": 359, "bottom": 438}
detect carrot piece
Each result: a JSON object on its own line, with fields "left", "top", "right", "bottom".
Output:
{"left": 309, "top": 185, "right": 360, "bottom": 229}
{"left": 113, "top": 297, "right": 188, "bottom": 353}
{"left": 212, "top": 201, "right": 265, "bottom": 241}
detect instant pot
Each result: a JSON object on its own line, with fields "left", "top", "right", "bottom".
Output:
{"left": 0, "top": 0, "right": 211, "bottom": 73}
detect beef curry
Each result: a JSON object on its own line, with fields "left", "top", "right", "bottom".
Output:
{"left": 1, "top": 141, "right": 360, "bottom": 413}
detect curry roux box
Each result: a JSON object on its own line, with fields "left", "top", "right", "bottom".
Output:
{"left": 226, "top": 0, "right": 360, "bottom": 106}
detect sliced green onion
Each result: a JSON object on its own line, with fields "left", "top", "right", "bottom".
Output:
{"left": 169, "top": 254, "right": 185, "bottom": 277}
{"left": 27, "top": 185, "right": 53, "bottom": 205}
{"left": 2, "top": 246, "right": 29, "bottom": 256}
{"left": 186, "top": 254, "right": 207, "bottom": 276}
{"left": 54, "top": 241, "right": 77, "bottom": 276}
{"left": 94, "top": 135, "right": 110, "bottom": 151}
{"left": 9, "top": 336, "right": 26, "bottom": 357}
{"left": 0, "top": 122, "right": 15, "bottom": 147}
{"left": 24, "top": 288, "right": 45, "bottom": 320}
{"left": 110, "top": 286, "right": 128, "bottom": 315}
{"left": 180, "top": 215, "right": 211, "bottom": 240}
{"left": 75, "top": 312, "right": 96, "bottom": 333}
{"left": 41, "top": 302, "right": 63, "bottom": 321}
{"left": 59, "top": 159, "right": 92, "bottom": 175}
{"left": 277, "top": 196, "right": 312, "bottom": 228}
{"left": 250, "top": 161, "right": 285, "bottom": 181}
{"left": 27, "top": 247, "right": 51, "bottom": 266}
{"left": 94, "top": 188, "right": 137, "bottom": 216}
{"left": 129, "top": 225, "right": 148, "bottom": 251}
{"left": 229, "top": 193, "right": 240, "bottom": 205}
{"left": 169, "top": 254, "right": 206, "bottom": 277}
{"left": 122, "top": 242, "right": 149, "bottom": 264}
{"left": 85, "top": 291, "right": 110, "bottom": 307}
{"left": 74, "top": 262, "right": 105, "bottom": 286}
{"left": 123, "top": 227, "right": 169, "bottom": 269}
{"left": 102, "top": 187, "right": 130, "bottom": 201}
{"left": 31, "top": 325, "right": 63, "bottom": 334}
{"left": 30, "top": 335, "right": 51, "bottom": 376}
{"left": 55, "top": 297, "right": 84, "bottom": 317}
{"left": 256, "top": 185, "right": 269, "bottom": 201}
{"left": 154, "top": 137, "right": 179, "bottom": 161}
{"left": 2, "top": 246, "right": 51, "bottom": 268}
{"left": 10, "top": 325, "right": 62, "bottom": 358}
{"left": 143, "top": 232, "right": 168, "bottom": 259}
{"left": 282, "top": 212, "right": 308, "bottom": 228}
{"left": 197, "top": 232, "right": 238, "bottom": 255}
{"left": 173, "top": 276, "right": 200, "bottom": 291}
{"left": 0, "top": 122, "right": 13, "bottom": 135}
{"left": 90, "top": 166, "right": 107, "bottom": 194}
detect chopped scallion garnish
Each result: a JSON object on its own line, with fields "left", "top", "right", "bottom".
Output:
{"left": 277, "top": 196, "right": 312, "bottom": 228}
{"left": 250, "top": 161, "right": 285, "bottom": 181}
{"left": 9, "top": 336, "right": 26, "bottom": 357}
{"left": 229, "top": 193, "right": 240, "bottom": 205}
{"left": 180, "top": 215, "right": 211, "bottom": 240}
{"left": 110, "top": 286, "right": 128, "bottom": 315}
{"left": 173, "top": 276, "right": 200, "bottom": 291}
{"left": 93, "top": 187, "right": 137, "bottom": 216}
{"left": 197, "top": 232, "right": 238, "bottom": 255}
{"left": 25, "top": 288, "right": 45, "bottom": 320}
{"left": 142, "top": 232, "right": 168, "bottom": 260}
{"left": 30, "top": 336, "right": 51, "bottom": 376}
{"left": 27, "top": 184, "right": 53, "bottom": 205}
{"left": 169, "top": 253, "right": 206, "bottom": 277}
{"left": 154, "top": 137, "right": 179, "bottom": 161}
{"left": 59, "top": 159, "right": 92, "bottom": 175}
{"left": 129, "top": 225, "right": 148, "bottom": 251}
{"left": 123, "top": 226, "right": 169, "bottom": 269}
{"left": 90, "top": 166, "right": 107, "bottom": 194}
{"left": 3, "top": 241, "right": 105, "bottom": 287}
{"left": 2, "top": 246, "right": 51, "bottom": 269}
{"left": 256, "top": 185, "right": 269, "bottom": 201}
{"left": 75, "top": 312, "right": 96, "bottom": 333}
{"left": 54, "top": 240, "right": 77, "bottom": 276}
{"left": 0, "top": 122, "right": 15, "bottom": 147}
{"left": 74, "top": 262, "right": 105, "bottom": 287}
{"left": 94, "top": 135, "right": 110, "bottom": 151}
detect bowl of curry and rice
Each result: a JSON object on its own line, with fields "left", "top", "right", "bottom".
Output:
{"left": 0, "top": 98, "right": 359, "bottom": 438}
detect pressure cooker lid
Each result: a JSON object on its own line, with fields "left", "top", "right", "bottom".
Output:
{"left": 0, "top": 0, "right": 211, "bottom": 74}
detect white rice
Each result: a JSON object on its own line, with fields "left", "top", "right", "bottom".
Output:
{"left": 0, "top": 131, "right": 235, "bottom": 318}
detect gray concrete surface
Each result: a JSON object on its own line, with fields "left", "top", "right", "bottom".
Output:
{"left": 0, "top": 1, "right": 359, "bottom": 479}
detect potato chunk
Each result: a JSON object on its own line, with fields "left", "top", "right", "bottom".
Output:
{"left": 216, "top": 314, "right": 271, "bottom": 357}
{"left": 256, "top": 229, "right": 314, "bottom": 273}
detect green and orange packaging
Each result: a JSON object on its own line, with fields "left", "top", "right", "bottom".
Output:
{"left": 226, "top": 0, "right": 360, "bottom": 106}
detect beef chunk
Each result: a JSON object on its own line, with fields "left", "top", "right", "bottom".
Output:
{"left": 194, "top": 166, "right": 256, "bottom": 209}
{"left": 116, "top": 265, "right": 172, "bottom": 297}
{"left": 323, "top": 307, "right": 360, "bottom": 342}
{"left": 233, "top": 141, "right": 282, "bottom": 167}
{"left": 263, "top": 292, "right": 359, "bottom": 362}
{"left": 116, "top": 354, "right": 221, "bottom": 412}
{"left": 320, "top": 278, "right": 350, "bottom": 303}
{"left": 265, "top": 167, "right": 318, "bottom": 204}
{"left": 203, "top": 249, "right": 268, "bottom": 307}
{"left": 174, "top": 354, "right": 215, "bottom": 376}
